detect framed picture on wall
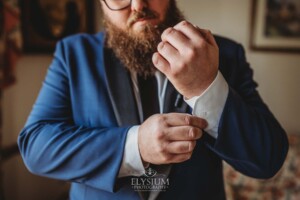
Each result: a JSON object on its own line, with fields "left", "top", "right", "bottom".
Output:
{"left": 20, "top": 0, "right": 94, "bottom": 53}
{"left": 250, "top": 0, "right": 300, "bottom": 52}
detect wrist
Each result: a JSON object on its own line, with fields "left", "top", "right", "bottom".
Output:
{"left": 184, "top": 71, "right": 218, "bottom": 99}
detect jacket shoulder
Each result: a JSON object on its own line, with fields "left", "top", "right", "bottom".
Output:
{"left": 214, "top": 35, "right": 244, "bottom": 55}
{"left": 213, "top": 35, "right": 249, "bottom": 84}
{"left": 57, "top": 32, "right": 105, "bottom": 51}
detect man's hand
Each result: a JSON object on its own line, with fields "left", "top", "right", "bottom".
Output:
{"left": 138, "top": 113, "right": 207, "bottom": 165}
{"left": 152, "top": 21, "right": 219, "bottom": 99}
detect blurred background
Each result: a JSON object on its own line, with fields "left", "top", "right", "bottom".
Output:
{"left": 1, "top": 0, "right": 300, "bottom": 199}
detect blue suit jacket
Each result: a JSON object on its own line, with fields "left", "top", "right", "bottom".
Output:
{"left": 18, "top": 33, "right": 288, "bottom": 200}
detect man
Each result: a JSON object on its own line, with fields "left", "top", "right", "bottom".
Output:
{"left": 18, "top": 0, "right": 288, "bottom": 199}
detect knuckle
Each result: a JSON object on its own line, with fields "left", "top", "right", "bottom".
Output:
{"left": 174, "top": 21, "right": 184, "bottom": 29}
{"left": 204, "top": 29, "right": 213, "bottom": 38}
{"left": 184, "top": 115, "right": 192, "bottom": 125}
{"left": 157, "top": 142, "right": 166, "bottom": 154}
{"left": 156, "top": 114, "right": 166, "bottom": 124}
{"left": 187, "top": 142, "right": 194, "bottom": 152}
{"left": 190, "top": 141, "right": 196, "bottom": 150}
{"left": 155, "top": 130, "right": 164, "bottom": 140}
{"left": 179, "top": 20, "right": 190, "bottom": 27}
{"left": 161, "top": 153, "right": 171, "bottom": 163}
{"left": 185, "top": 141, "right": 195, "bottom": 152}
{"left": 189, "top": 127, "right": 197, "bottom": 139}
{"left": 154, "top": 115, "right": 168, "bottom": 129}
{"left": 195, "top": 38, "right": 205, "bottom": 47}
{"left": 162, "top": 27, "right": 174, "bottom": 39}
{"left": 185, "top": 48, "right": 197, "bottom": 59}
{"left": 196, "top": 38, "right": 207, "bottom": 48}
{"left": 157, "top": 42, "right": 165, "bottom": 51}
{"left": 187, "top": 142, "right": 192, "bottom": 152}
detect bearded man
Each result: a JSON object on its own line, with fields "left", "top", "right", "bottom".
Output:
{"left": 18, "top": 0, "right": 288, "bottom": 200}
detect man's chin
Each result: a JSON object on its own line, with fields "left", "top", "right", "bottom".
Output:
{"left": 130, "top": 22, "right": 159, "bottom": 35}
{"left": 130, "top": 25, "right": 147, "bottom": 35}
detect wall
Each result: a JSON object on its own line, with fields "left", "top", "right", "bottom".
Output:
{"left": 2, "top": 56, "right": 65, "bottom": 200}
{"left": 2, "top": 0, "right": 300, "bottom": 199}
{"left": 177, "top": 0, "right": 300, "bottom": 134}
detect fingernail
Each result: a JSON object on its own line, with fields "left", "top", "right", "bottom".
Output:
{"left": 158, "top": 42, "right": 164, "bottom": 50}
{"left": 162, "top": 28, "right": 173, "bottom": 40}
{"left": 181, "top": 20, "right": 188, "bottom": 26}
{"left": 152, "top": 53, "right": 159, "bottom": 65}
{"left": 166, "top": 27, "right": 174, "bottom": 34}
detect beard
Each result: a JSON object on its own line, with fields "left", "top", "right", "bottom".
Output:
{"left": 104, "top": 0, "right": 185, "bottom": 78}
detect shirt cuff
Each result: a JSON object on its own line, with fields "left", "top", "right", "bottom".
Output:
{"left": 118, "top": 125, "right": 146, "bottom": 177}
{"left": 184, "top": 71, "right": 229, "bottom": 138}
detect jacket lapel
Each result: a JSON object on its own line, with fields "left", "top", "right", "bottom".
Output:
{"left": 103, "top": 48, "right": 140, "bottom": 126}
{"left": 103, "top": 46, "right": 189, "bottom": 126}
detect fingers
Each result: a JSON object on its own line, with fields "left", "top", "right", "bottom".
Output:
{"left": 159, "top": 20, "right": 217, "bottom": 51}
{"left": 165, "top": 126, "right": 203, "bottom": 141}
{"left": 152, "top": 52, "right": 170, "bottom": 74}
{"left": 172, "top": 21, "right": 199, "bottom": 44}
{"left": 152, "top": 21, "right": 218, "bottom": 83}
{"left": 173, "top": 21, "right": 217, "bottom": 47}
{"left": 166, "top": 140, "right": 196, "bottom": 154}
{"left": 162, "top": 152, "right": 193, "bottom": 164}
{"left": 195, "top": 27, "right": 218, "bottom": 47}
{"left": 161, "top": 27, "right": 190, "bottom": 52}
{"left": 163, "top": 113, "right": 208, "bottom": 129}
{"left": 170, "top": 153, "right": 192, "bottom": 163}
{"left": 154, "top": 41, "right": 178, "bottom": 73}
{"left": 157, "top": 141, "right": 196, "bottom": 164}
{"left": 139, "top": 114, "right": 206, "bottom": 165}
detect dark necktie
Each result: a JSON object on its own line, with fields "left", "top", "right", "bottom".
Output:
{"left": 138, "top": 75, "right": 160, "bottom": 200}
{"left": 138, "top": 75, "right": 160, "bottom": 122}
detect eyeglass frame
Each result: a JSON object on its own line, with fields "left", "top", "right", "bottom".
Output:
{"left": 102, "top": 0, "right": 132, "bottom": 11}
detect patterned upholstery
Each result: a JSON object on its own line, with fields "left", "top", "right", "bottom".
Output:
{"left": 224, "top": 134, "right": 300, "bottom": 200}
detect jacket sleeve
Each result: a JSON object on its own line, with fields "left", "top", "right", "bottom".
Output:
{"left": 18, "top": 40, "right": 128, "bottom": 193}
{"left": 202, "top": 44, "right": 289, "bottom": 179}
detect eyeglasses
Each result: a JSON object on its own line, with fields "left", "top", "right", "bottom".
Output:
{"left": 102, "top": 0, "right": 132, "bottom": 11}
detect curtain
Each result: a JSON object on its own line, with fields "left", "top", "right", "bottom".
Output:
{"left": 0, "top": 0, "right": 21, "bottom": 199}
{"left": 0, "top": 0, "right": 22, "bottom": 89}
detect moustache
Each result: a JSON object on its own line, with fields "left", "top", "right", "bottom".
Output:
{"left": 127, "top": 8, "right": 159, "bottom": 28}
